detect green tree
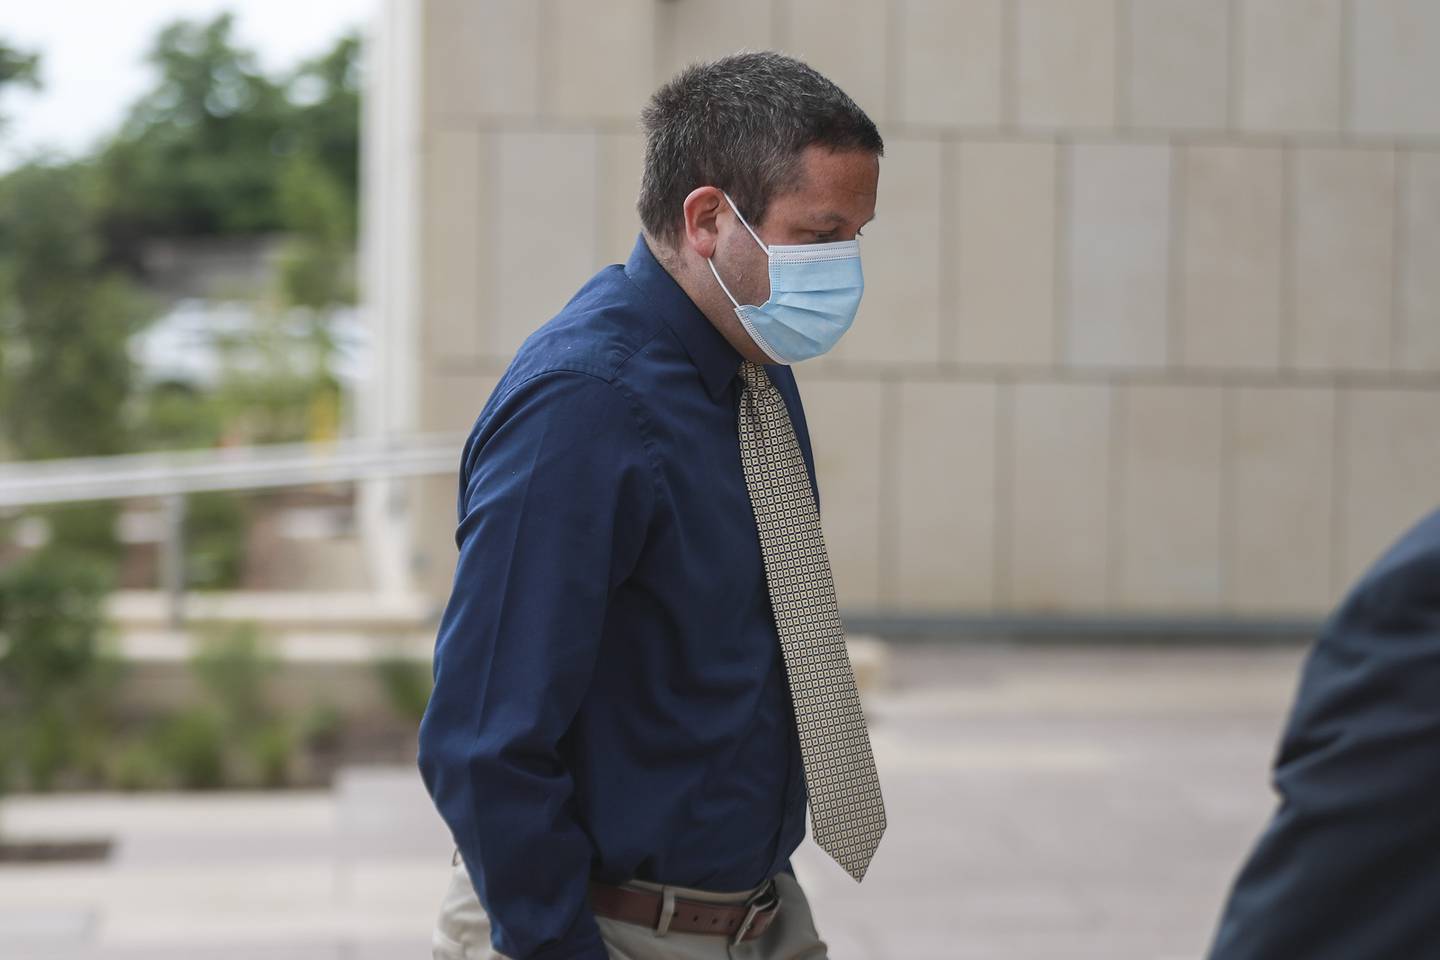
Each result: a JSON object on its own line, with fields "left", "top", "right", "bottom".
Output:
{"left": 95, "top": 15, "right": 362, "bottom": 254}
{"left": 0, "top": 162, "right": 152, "bottom": 461}
{"left": 92, "top": 14, "right": 363, "bottom": 446}
{"left": 0, "top": 548, "right": 122, "bottom": 792}
{"left": 0, "top": 41, "right": 41, "bottom": 138}
{"left": 97, "top": 13, "right": 294, "bottom": 243}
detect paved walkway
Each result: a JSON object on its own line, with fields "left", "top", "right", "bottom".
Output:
{"left": 0, "top": 643, "right": 1309, "bottom": 959}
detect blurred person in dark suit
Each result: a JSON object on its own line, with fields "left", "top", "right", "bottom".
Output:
{"left": 1206, "top": 506, "right": 1440, "bottom": 959}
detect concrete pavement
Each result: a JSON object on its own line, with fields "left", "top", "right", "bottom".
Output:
{"left": 0, "top": 642, "right": 1309, "bottom": 959}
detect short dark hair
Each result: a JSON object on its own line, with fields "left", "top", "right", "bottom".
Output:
{"left": 637, "top": 51, "right": 884, "bottom": 250}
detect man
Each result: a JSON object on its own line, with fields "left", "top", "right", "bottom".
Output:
{"left": 1205, "top": 506, "right": 1440, "bottom": 958}
{"left": 418, "top": 52, "right": 887, "bottom": 960}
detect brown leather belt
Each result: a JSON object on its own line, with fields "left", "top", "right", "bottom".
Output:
{"left": 587, "top": 877, "right": 780, "bottom": 944}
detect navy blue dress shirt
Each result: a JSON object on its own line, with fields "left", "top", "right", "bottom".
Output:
{"left": 417, "top": 234, "right": 819, "bottom": 960}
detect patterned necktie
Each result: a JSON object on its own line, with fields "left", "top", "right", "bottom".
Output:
{"left": 736, "top": 359, "right": 886, "bottom": 882}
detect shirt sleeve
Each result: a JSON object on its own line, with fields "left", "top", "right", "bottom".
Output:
{"left": 418, "top": 370, "right": 656, "bottom": 960}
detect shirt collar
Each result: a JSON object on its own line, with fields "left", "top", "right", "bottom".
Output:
{"left": 624, "top": 233, "right": 742, "bottom": 402}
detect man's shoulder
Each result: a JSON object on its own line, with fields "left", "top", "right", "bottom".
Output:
{"left": 465, "top": 266, "right": 668, "bottom": 450}
{"left": 1345, "top": 507, "right": 1440, "bottom": 613}
{"left": 499, "top": 265, "right": 666, "bottom": 394}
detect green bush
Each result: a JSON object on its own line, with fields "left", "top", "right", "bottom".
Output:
{"left": 153, "top": 705, "right": 227, "bottom": 790}
{"left": 374, "top": 651, "right": 432, "bottom": 725}
{"left": 184, "top": 492, "right": 250, "bottom": 590}
{"left": 242, "top": 720, "right": 295, "bottom": 788}
{"left": 0, "top": 547, "right": 121, "bottom": 792}
{"left": 109, "top": 735, "right": 167, "bottom": 791}
{"left": 191, "top": 621, "right": 276, "bottom": 726}
{"left": 299, "top": 700, "right": 343, "bottom": 752}
{"left": 182, "top": 621, "right": 298, "bottom": 788}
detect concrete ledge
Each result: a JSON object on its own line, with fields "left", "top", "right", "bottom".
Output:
{"left": 107, "top": 590, "right": 438, "bottom": 632}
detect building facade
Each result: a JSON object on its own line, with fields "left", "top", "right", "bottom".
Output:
{"left": 364, "top": 0, "right": 1440, "bottom": 625}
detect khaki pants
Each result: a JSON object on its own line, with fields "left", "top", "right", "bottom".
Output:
{"left": 433, "top": 854, "right": 829, "bottom": 959}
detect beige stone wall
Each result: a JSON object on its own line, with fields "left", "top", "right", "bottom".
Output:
{"left": 391, "top": 0, "right": 1440, "bottom": 621}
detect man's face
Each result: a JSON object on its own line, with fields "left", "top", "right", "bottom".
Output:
{"left": 716, "top": 145, "right": 879, "bottom": 309}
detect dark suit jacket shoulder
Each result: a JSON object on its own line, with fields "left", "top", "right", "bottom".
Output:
{"left": 1207, "top": 507, "right": 1440, "bottom": 960}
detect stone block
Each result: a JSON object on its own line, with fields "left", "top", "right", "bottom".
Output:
{"left": 895, "top": 0, "right": 1005, "bottom": 127}
{"left": 1127, "top": 0, "right": 1229, "bottom": 131}
{"left": 495, "top": 131, "right": 598, "bottom": 359}
{"left": 1338, "top": 388, "right": 1440, "bottom": 588}
{"left": 1237, "top": 0, "right": 1343, "bottom": 134}
{"left": 542, "top": 0, "right": 656, "bottom": 122}
{"left": 419, "top": 368, "right": 503, "bottom": 435}
{"left": 793, "top": 376, "right": 886, "bottom": 611}
{"left": 895, "top": 381, "right": 998, "bottom": 611}
{"left": 1016, "top": 0, "right": 1118, "bottom": 130}
{"left": 1351, "top": 0, "right": 1440, "bottom": 139}
{"left": 1066, "top": 142, "right": 1171, "bottom": 369}
{"left": 1400, "top": 151, "right": 1440, "bottom": 371}
{"left": 1178, "top": 145, "right": 1285, "bottom": 370}
{"left": 1008, "top": 382, "right": 1113, "bottom": 612}
{"left": 421, "top": 129, "right": 490, "bottom": 363}
{"left": 422, "top": 0, "right": 540, "bottom": 120}
{"left": 953, "top": 140, "right": 1058, "bottom": 366}
{"left": 657, "top": 0, "right": 775, "bottom": 80}
{"left": 1225, "top": 387, "right": 1336, "bottom": 615}
{"left": 781, "top": 0, "right": 889, "bottom": 119}
{"left": 1116, "top": 385, "right": 1224, "bottom": 612}
{"left": 597, "top": 132, "right": 646, "bottom": 268}
{"left": 1291, "top": 147, "right": 1396, "bottom": 372}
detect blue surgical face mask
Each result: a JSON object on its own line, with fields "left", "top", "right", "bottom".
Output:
{"left": 706, "top": 191, "right": 864, "bottom": 364}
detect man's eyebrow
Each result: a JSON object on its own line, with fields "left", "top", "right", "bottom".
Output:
{"left": 812, "top": 212, "right": 877, "bottom": 226}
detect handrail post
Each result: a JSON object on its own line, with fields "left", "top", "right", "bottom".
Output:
{"left": 161, "top": 492, "right": 187, "bottom": 628}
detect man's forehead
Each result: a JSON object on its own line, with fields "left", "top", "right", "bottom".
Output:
{"left": 809, "top": 210, "right": 877, "bottom": 225}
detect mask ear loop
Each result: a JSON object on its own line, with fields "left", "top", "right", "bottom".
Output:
{"left": 707, "top": 190, "right": 770, "bottom": 310}
{"left": 706, "top": 257, "right": 744, "bottom": 310}
{"left": 721, "top": 190, "right": 770, "bottom": 255}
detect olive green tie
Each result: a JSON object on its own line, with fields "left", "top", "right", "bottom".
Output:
{"left": 736, "top": 359, "right": 886, "bottom": 882}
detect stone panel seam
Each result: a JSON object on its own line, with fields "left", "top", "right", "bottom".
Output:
{"left": 885, "top": 0, "right": 902, "bottom": 126}
{"left": 1169, "top": 140, "right": 1186, "bottom": 369}
{"left": 1055, "top": 138, "right": 1073, "bottom": 367}
{"left": 1001, "top": 0, "right": 1018, "bottom": 129}
{"left": 1218, "top": 384, "right": 1235, "bottom": 610}
{"left": 1340, "top": 0, "right": 1355, "bottom": 141}
{"left": 1329, "top": 387, "right": 1348, "bottom": 598}
{"left": 1279, "top": 142, "right": 1296, "bottom": 371}
{"left": 1107, "top": 382, "right": 1125, "bottom": 608}
{"left": 1226, "top": 0, "right": 1240, "bottom": 133}
{"left": 940, "top": 138, "right": 959, "bottom": 363}
{"left": 879, "top": 378, "right": 900, "bottom": 610}
{"left": 1117, "top": 0, "right": 1132, "bottom": 133}
{"left": 995, "top": 377, "right": 1015, "bottom": 611}
{"left": 1392, "top": 149, "right": 1409, "bottom": 368}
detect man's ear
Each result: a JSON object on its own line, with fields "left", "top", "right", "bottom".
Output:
{"left": 681, "top": 186, "right": 725, "bottom": 260}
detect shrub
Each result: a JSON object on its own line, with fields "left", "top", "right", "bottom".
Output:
{"left": 374, "top": 651, "right": 432, "bottom": 725}
{"left": 153, "top": 705, "right": 226, "bottom": 789}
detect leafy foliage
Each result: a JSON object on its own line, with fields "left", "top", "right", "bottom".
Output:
{"left": 0, "top": 547, "right": 122, "bottom": 791}
{"left": 96, "top": 13, "right": 361, "bottom": 253}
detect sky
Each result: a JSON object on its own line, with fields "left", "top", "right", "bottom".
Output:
{"left": 0, "top": 0, "right": 376, "bottom": 171}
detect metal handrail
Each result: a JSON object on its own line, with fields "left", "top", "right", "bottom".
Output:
{"left": 0, "top": 432, "right": 469, "bottom": 507}
{"left": 0, "top": 433, "right": 471, "bottom": 627}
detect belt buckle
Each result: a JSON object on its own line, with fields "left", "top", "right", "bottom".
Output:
{"left": 730, "top": 880, "right": 779, "bottom": 946}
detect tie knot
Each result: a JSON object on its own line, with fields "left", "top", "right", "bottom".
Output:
{"left": 738, "top": 360, "right": 774, "bottom": 396}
